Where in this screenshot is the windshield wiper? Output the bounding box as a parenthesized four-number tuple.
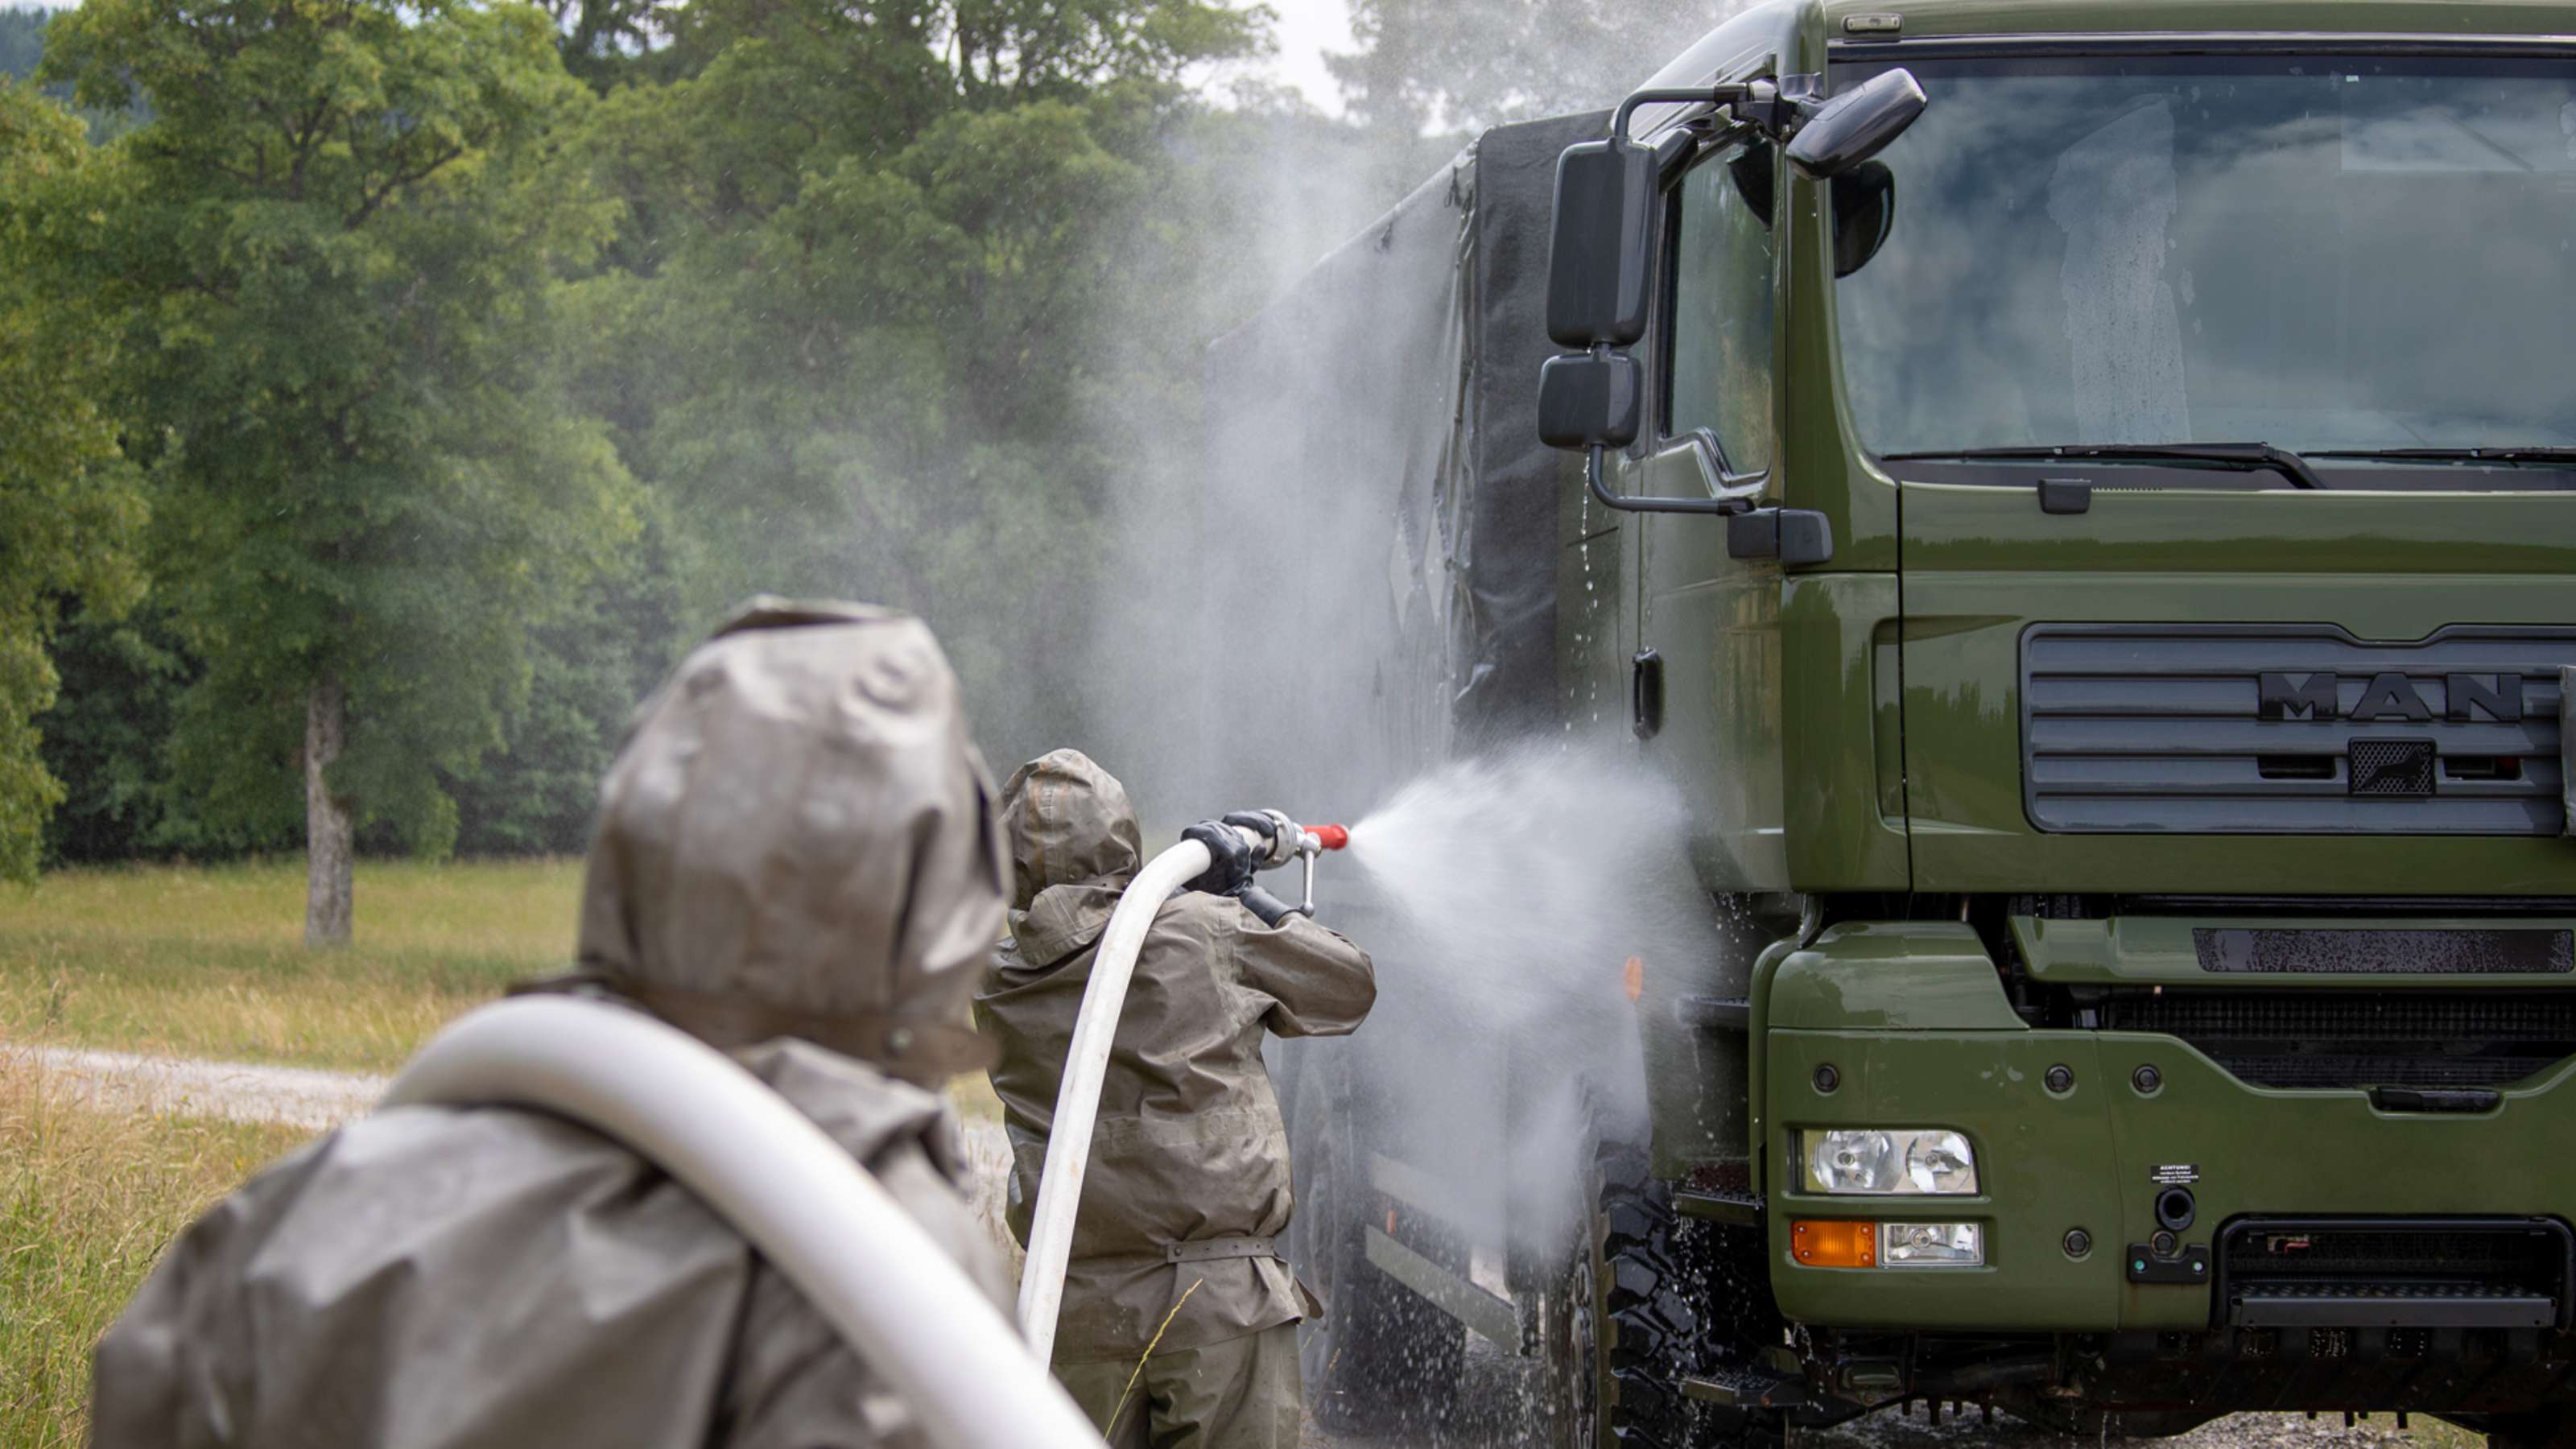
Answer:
(2306, 447, 2576, 468)
(1881, 442, 2326, 489)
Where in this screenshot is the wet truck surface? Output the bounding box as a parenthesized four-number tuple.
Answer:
(1203, 1, 2576, 1443)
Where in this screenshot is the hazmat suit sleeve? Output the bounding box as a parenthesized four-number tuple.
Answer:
(1232, 911, 1375, 1038)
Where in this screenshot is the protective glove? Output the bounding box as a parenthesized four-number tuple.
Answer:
(1239, 884, 1307, 927)
(1220, 809, 1300, 869)
(1180, 819, 1256, 898)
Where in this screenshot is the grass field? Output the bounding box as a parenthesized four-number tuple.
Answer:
(0, 858, 581, 1074)
(0, 858, 1008, 1121)
(0, 857, 1005, 1446)
(0, 1049, 311, 1448)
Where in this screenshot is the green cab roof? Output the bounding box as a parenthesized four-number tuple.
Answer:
(1636, 0, 2570, 122)
(1818, 0, 2574, 42)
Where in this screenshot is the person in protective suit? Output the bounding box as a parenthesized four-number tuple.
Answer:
(976, 749, 1376, 1448)
(90, 600, 1013, 1449)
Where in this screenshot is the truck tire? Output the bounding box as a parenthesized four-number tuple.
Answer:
(1286, 1055, 1465, 1433)
(1596, 1150, 1785, 1449)
(1533, 1162, 1608, 1449)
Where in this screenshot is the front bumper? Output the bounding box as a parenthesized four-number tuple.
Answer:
(1761, 922, 2576, 1333)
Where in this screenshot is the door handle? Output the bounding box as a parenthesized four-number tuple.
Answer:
(1725, 507, 1835, 566)
(1633, 650, 1664, 741)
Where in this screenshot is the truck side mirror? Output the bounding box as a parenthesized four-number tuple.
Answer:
(1832, 161, 1897, 277)
(1544, 137, 1657, 349)
(1538, 353, 1641, 451)
(1786, 68, 1926, 178)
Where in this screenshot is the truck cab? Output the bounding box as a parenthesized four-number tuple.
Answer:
(1211, 0, 2575, 1441)
(1563, 0, 2576, 1440)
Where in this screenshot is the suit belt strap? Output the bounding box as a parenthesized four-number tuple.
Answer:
(1164, 1234, 1280, 1265)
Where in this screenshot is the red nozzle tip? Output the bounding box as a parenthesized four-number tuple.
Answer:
(1311, 824, 1350, 852)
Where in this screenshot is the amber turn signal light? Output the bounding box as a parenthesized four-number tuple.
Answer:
(1791, 1218, 1878, 1268)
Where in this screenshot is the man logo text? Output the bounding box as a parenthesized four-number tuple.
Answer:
(2256, 672, 2524, 724)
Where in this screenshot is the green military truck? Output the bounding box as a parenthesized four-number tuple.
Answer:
(1206, 0, 2576, 1442)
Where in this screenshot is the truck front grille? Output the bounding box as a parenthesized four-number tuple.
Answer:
(2193, 927, 2574, 976)
(2021, 625, 2573, 835)
(2099, 991, 2576, 1090)
(2216, 1218, 2573, 1330)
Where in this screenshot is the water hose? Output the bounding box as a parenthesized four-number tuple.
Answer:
(1016, 815, 1346, 1360)
(385, 995, 1104, 1449)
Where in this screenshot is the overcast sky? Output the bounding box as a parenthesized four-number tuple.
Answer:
(1241, 0, 1356, 114)
(3, 0, 1362, 113)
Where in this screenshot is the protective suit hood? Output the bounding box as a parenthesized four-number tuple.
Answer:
(1001, 750, 1143, 968)
(572, 597, 1006, 1083)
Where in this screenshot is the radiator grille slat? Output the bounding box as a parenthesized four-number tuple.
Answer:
(2101, 990, 2576, 1090)
(2023, 625, 2576, 834)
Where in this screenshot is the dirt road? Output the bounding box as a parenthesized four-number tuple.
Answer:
(12, 1038, 1030, 1262)
(1297, 1333, 2458, 1448)
(1307, 1406, 2442, 1448)
(1301, 1340, 2449, 1447)
(14, 1042, 388, 1129)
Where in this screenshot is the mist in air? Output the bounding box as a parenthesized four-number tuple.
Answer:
(1340, 742, 1720, 1211)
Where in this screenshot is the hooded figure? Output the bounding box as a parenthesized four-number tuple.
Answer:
(976, 749, 1376, 1449)
(92, 600, 1012, 1449)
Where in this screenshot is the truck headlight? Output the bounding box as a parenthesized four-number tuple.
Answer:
(1799, 1129, 1979, 1195)
(1880, 1221, 1984, 1267)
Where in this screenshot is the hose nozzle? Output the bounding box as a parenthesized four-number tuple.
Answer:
(1216, 812, 1350, 917)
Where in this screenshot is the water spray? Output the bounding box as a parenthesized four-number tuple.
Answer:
(1016, 810, 1349, 1361)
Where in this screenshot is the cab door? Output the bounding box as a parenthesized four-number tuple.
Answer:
(1624, 133, 1789, 894)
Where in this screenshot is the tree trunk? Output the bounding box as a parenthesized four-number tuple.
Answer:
(303, 675, 354, 948)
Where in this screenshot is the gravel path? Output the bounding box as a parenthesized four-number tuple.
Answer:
(14, 1042, 389, 1129)
(1308, 1409, 2444, 1448)
(11, 1037, 1031, 1263)
(1298, 1336, 2462, 1447)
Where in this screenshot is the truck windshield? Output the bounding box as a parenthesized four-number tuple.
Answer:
(1831, 53, 2576, 481)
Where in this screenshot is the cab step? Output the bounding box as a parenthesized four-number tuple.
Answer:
(1674, 1186, 1763, 1226)
(1682, 1362, 1803, 1409)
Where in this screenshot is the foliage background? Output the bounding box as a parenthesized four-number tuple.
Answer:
(0, 0, 1728, 888)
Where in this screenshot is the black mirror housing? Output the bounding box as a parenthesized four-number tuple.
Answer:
(1831, 161, 1897, 277)
(1538, 352, 1642, 452)
(1786, 67, 1926, 178)
(1545, 138, 1657, 348)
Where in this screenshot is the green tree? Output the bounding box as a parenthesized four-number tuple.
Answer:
(444, 529, 683, 857)
(40, 0, 634, 942)
(0, 82, 150, 882)
(34, 617, 189, 865)
(0, 11, 48, 81)
(570, 0, 1266, 763)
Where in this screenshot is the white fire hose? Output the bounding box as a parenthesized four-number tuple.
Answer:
(386, 995, 1104, 1449)
(1016, 813, 1345, 1361)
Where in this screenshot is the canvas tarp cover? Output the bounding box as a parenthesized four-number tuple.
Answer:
(1199, 112, 1607, 812)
